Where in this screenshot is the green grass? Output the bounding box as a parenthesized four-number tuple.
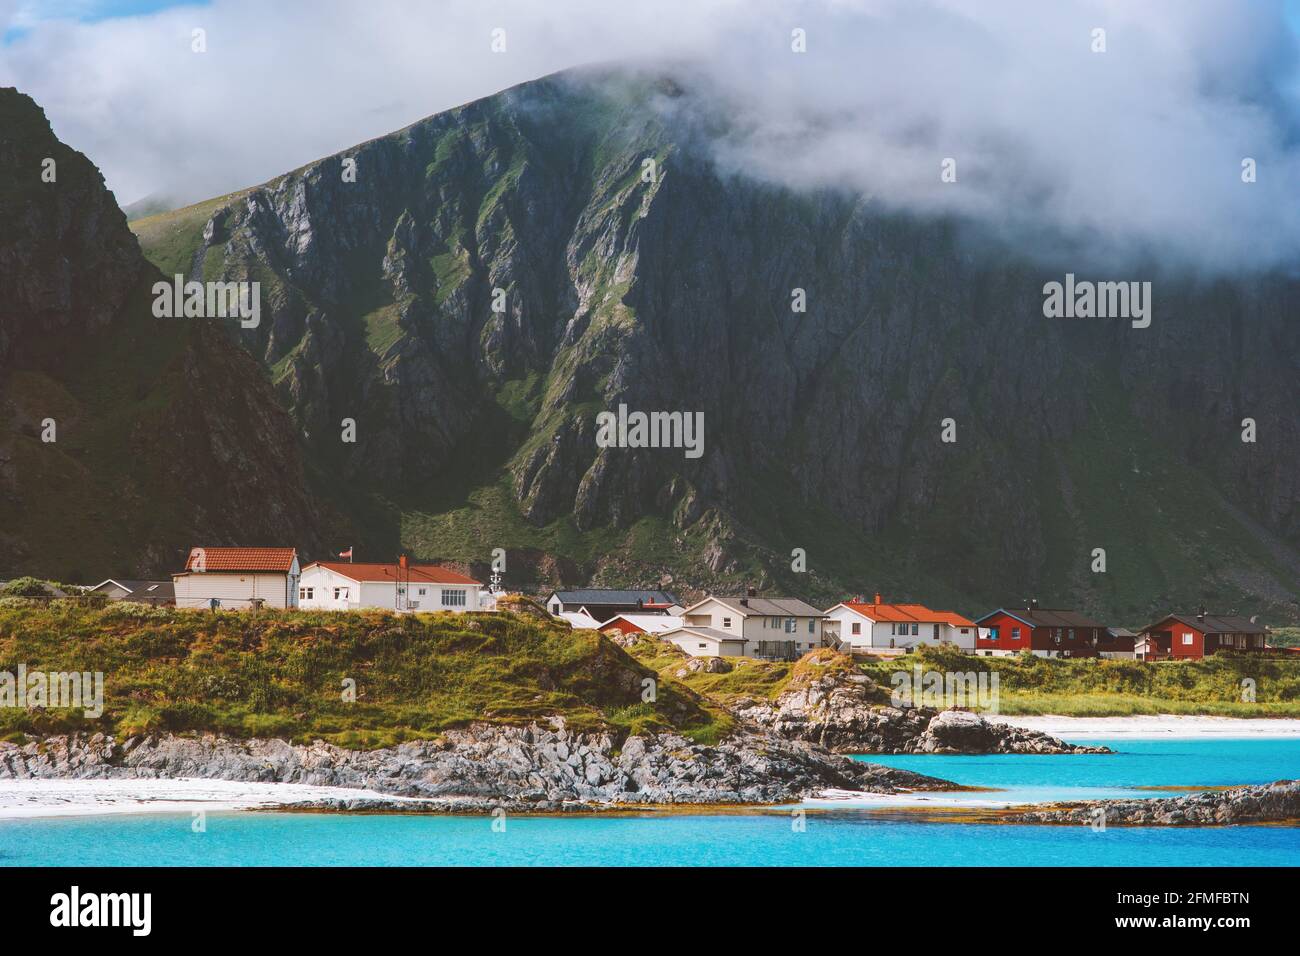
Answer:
(0, 601, 729, 748)
(858, 644, 1300, 715)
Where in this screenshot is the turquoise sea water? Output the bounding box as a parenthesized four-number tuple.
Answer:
(1, 739, 1297, 866)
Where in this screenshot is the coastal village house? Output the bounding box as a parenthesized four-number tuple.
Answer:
(661, 594, 827, 660)
(599, 613, 684, 636)
(298, 559, 483, 612)
(545, 589, 682, 619)
(172, 547, 300, 610)
(974, 604, 1110, 658)
(825, 595, 978, 653)
(85, 579, 175, 606)
(1137, 612, 1269, 661)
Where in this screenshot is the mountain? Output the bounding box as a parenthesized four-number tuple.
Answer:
(0, 88, 327, 580)
(12, 69, 1299, 622)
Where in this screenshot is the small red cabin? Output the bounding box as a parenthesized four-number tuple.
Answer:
(1138, 613, 1269, 660)
(974, 604, 1109, 658)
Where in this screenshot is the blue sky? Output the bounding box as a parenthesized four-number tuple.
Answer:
(3, 0, 207, 42)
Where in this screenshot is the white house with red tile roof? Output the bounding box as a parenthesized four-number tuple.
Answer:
(172, 547, 300, 610)
(298, 559, 483, 612)
(825, 594, 978, 652)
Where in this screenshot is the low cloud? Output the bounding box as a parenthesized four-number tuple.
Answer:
(2, 0, 1297, 273)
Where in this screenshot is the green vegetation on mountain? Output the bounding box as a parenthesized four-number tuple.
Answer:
(5, 70, 1297, 625)
(0, 600, 731, 747)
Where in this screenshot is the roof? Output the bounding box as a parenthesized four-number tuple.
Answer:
(662, 626, 749, 644)
(834, 601, 975, 628)
(1142, 613, 1268, 636)
(305, 561, 480, 586)
(600, 614, 683, 634)
(86, 579, 174, 598)
(182, 547, 297, 573)
(699, 596, 826, 617)
(558, 611, 601, 629)
(548, 588, 681, 607)
(974, 607, 1108, 630)
(1107, 627, 1137, 638)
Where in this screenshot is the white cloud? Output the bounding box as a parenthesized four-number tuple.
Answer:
(1, 0, 1297, 272)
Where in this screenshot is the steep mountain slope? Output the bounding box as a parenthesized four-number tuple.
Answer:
(0, 88, 326, 580)
(131, 68, 1300, 622)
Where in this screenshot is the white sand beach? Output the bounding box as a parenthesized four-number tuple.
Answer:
(0, 778, 423, 820)
(991, 714, 1300, 739)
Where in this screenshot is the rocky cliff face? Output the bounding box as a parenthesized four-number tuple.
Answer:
(130, 68, 1300, 618)
(0, 88, 325, 578)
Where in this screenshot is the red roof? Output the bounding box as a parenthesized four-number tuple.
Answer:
(839, 600, 975, 628)
(305, 561, 480, 586)
(183, 547, 297, 573)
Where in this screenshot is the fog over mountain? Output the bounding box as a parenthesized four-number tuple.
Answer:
(3, 0, 1299, 272)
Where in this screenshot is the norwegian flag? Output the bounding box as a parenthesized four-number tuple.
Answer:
(338, 547, 353, 561)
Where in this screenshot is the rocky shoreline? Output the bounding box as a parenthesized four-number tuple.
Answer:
(0, 721, 957, 813)
(1006, 779, 1300, 826)
(729, 657, 1110, 755)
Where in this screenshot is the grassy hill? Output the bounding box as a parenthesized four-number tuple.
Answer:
(626, 638, 1300, 718)
(0, 600, 730, 747)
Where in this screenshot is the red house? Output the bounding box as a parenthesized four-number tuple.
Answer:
(1138, 613, 1269, 660)
(974, 604, 1109, 658)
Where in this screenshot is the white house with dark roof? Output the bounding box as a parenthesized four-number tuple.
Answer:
(662, 594, 828, 659)
(299, 560, 482, 612)
(545, 589, 682, 618)
(85, 579, 175, 606)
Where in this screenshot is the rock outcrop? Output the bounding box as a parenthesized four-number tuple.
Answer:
(731, 656, 1109, 755)
(1007, 780, 1300, 826)
(0, 721, 956, 812)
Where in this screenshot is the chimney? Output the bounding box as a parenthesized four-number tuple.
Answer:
(746, 586, 757, 598)
(1029, 598, 1039, 611)
(1197, 607, 1206, 623)
(399, 554, 408, 571)
(740, 597, 748, 607)
(874, 592, 882, 604)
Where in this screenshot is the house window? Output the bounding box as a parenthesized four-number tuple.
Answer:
(698, 643, 707, 650)
(851, 622, 861, 636)
(808, 619, 815, 634)
(551, 603, 560, 614)
(785, 618, 796, 633)
(442, 589, 467, 607)
(1181, 632, 1194, 645)
(961, 628, 969, 634)
(1068, 629, 1075, 641)
(1011, 627, 1020, 640)
(722, 617, 732, 628)
(333, 587, 349, 601)
(301, 587, 314, 600)
(910, 623, 919, 635)
(418, 588, 427, 596)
